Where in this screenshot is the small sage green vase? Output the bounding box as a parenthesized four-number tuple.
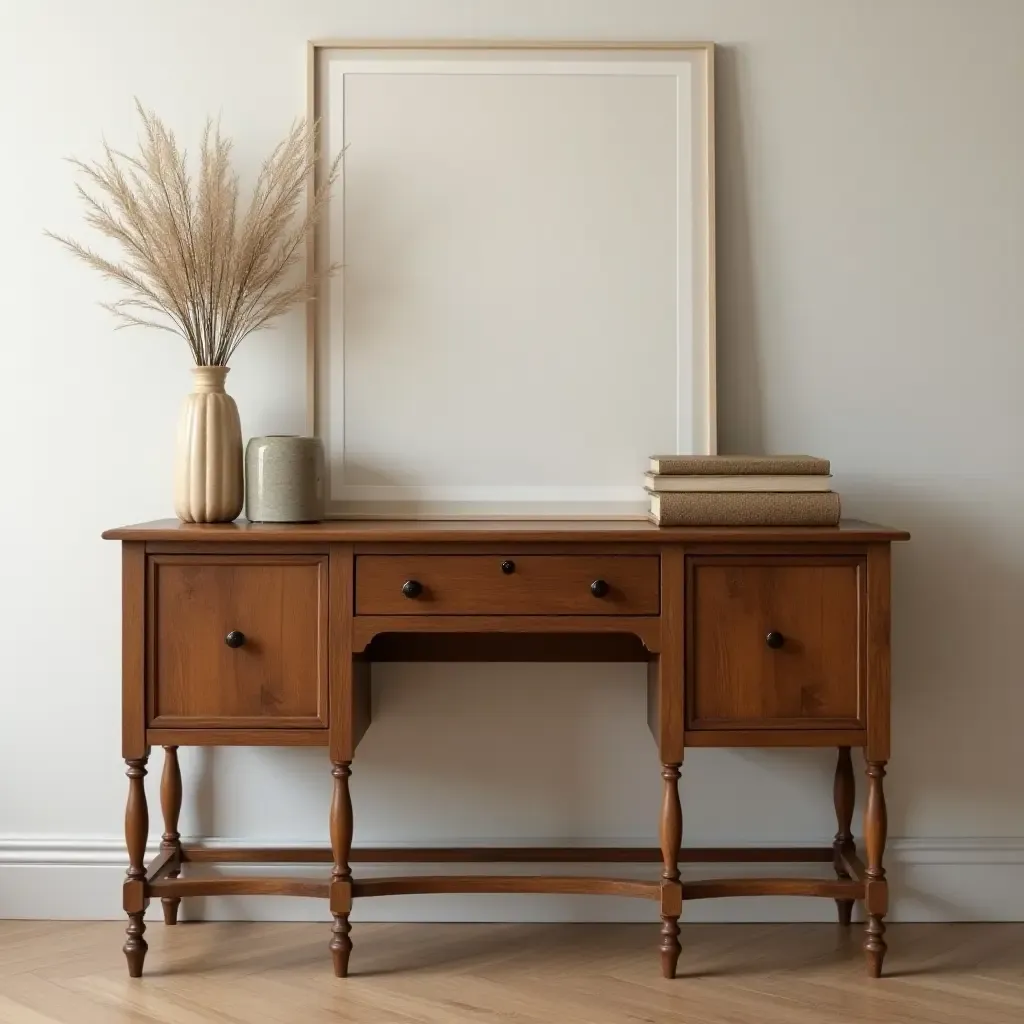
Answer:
(244, 435, 325, 523)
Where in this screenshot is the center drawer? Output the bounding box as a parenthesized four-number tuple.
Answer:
(354, 555, 660, 616)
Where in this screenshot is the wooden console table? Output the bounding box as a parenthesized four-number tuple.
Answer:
(103, 518, 909, 979)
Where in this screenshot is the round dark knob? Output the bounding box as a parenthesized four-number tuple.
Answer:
(766, 631, 785, 650)
(225, 630, 246, 649)
(402, 579, 423, 599)
(590, 579, 610, 598)
(501, 560, 516, 575)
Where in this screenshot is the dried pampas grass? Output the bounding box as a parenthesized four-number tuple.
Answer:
(48, 100, 341, 365)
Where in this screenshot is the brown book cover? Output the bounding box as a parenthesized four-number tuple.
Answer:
(648, 454, 831, 476)
(649, 490, 841, 527)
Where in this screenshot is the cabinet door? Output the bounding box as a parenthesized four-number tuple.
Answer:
(687, 557, 864, 731)
(148, 555, 328, 729)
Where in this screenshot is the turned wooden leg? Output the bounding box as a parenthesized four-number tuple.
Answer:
(864, 760, 888, 977)
(659, 763, 682, 979)
(329, 761, 353, 978)
(124, 912, 147, 977)
(832, 746, 855, 926)
(160, 746, 183, 925)
(123, 756, 149, 977)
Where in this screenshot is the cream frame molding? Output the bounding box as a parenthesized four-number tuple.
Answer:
(306, 40, 717, 519)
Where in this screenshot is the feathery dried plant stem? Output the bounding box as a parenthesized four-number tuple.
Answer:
(48, 100, 341, 365)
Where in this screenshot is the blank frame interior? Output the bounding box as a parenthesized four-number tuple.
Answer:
(310, 43, 716, 518)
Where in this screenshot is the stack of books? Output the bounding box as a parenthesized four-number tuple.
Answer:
(645, 455, 840, 526)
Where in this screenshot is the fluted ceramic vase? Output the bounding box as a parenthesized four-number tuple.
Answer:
(173, 366, 243, 523)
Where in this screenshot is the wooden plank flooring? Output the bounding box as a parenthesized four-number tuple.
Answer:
(0, 922, 1021, 1023)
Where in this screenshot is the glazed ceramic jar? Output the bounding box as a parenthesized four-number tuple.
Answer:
(244, 435, 325, 522)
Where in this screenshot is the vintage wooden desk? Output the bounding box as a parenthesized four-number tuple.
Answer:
(103, 518, 908, 980)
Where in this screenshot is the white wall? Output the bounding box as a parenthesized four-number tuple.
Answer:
(2, 0, 1023, 922)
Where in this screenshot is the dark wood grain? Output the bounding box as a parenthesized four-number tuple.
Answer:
(123, 759, 148, 890)
(148, 878, 329, 898)
(660, 768, 683, 888)
(355, 554, 659, 616)
(123, 913, 146, 979)
(330, 761, 353, 978)
(648, 546, 684, 761)
(103, 518, 911, 543)
(144, 848, 178, 884)
(685, 728, 866, 748)
(682, 543, 871, 557)
(353, 616, 661, 653)
(181, 845, 835, 864)
(366, 632, 649, 662)
(148, 555, 328, 729)
(688, 558, 864, 731)
(121, 543, 147, 760)
(144, 542, 332, 556)
(832, 746, 856, 926)
(182, 846, 332, 863)
(866, 544, 892, 762)
(351, 876, 661, 899)
(683, 878, 864, 900)
(864, 760, 889, 977)
(146, 728, 327, 746)
(329, 544, 358, 762)
(159, 746, 183, 925)
(840, 846, 866, 882)
(659, 762, 683, 979)
(355, 542, 655, 556)
(122, 756, 148, 977)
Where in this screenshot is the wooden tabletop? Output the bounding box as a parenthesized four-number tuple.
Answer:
(103, 519, 910, 543)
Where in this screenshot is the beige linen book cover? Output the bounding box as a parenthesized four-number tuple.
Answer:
(649, 491, 841, 526)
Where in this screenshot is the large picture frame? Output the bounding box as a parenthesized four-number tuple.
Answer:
(307, 41, 716, 519)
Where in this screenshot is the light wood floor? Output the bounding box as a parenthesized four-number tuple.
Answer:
(0, 921, 1021, 1023)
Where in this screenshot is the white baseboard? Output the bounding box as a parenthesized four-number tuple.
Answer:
(2, 837, 1022, 922)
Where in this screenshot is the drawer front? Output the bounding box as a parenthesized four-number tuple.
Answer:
(355, 555, 660, 615)
(148, 556, 328, 728)
(687, 557, 864, 730)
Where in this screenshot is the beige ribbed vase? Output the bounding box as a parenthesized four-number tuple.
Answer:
(173, 366, 243, 523)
